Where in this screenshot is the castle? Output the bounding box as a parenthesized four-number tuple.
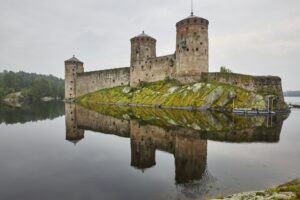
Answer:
(65, 13, 209, 99)
(64, 13, 284, 110)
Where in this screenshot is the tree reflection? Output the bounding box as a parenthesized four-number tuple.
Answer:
(0, 101, 64, 124)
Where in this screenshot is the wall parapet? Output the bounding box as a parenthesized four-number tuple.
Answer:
(200, 72, 284, 105)
(75, 67, 130, 97)
(77, 67, 129, 77)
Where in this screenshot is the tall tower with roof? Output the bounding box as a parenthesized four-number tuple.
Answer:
(64, 55, 84, 100)
(130, 31, 156, 86)
(175, 12, 209, 83)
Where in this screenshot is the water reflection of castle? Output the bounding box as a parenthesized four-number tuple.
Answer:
(65, 104, 285, 184)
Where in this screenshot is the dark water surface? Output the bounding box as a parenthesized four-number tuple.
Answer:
(0, 100, 299, 200)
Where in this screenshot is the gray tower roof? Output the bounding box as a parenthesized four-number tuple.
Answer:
(136, 31, 152, 38)
(176, 14, 209, 27)
(65, 55, 83, 63)
(131, 31, 156, 41)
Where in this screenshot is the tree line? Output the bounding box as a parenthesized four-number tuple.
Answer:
(0, 70, 64, 101)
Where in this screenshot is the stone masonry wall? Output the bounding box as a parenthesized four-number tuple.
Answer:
(65, 61, 84, 99)
(76, 67, 130, 97)
(175, 17, 209, 82)
(200, 72, 285, 109)
(130, 54, 175, 86)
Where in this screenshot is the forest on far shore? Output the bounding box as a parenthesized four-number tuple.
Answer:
(0, 70, 64, 102)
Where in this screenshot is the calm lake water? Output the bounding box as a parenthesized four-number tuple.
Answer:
(0, 99, 299, 200)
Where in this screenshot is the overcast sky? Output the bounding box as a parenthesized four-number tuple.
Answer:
(0, 0, 299, 90)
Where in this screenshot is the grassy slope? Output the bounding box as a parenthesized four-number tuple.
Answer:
(79, 79, 269, 110)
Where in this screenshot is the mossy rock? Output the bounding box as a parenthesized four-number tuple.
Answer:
(78, 79, 283, 111)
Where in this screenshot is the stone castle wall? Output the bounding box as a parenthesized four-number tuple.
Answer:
(200, 72, 284, 103)
(130, 54, 175, 86)
(75, 67, 130, 97)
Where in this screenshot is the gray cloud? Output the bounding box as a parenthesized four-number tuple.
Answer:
(0, 0, 299, 90)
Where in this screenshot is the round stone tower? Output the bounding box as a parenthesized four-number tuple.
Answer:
(130, 31, 156, 65)
(64, 55, 84, 100)
(130, 31, 156, 86)
(175, 14, 209, 83)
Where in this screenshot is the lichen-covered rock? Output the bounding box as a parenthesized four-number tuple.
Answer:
(122, 87, 131, 94)
(205, 86, 224, 105)
(211, 178, 300, 200)
(211, 191, 296, 200)
(78, 79, 287, 111)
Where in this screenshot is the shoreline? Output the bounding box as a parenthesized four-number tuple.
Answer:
(210, 178, 300, 200)
(77, 100, 291, 115)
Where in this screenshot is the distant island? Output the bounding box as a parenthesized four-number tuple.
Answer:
(0, 70, 64, 105)
(284, 91, 300, 97)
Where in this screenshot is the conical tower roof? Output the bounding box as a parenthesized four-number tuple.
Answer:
(176, 13, 209, 27)
(65, 55, 83, 64)
(131, 31, 156, 42)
